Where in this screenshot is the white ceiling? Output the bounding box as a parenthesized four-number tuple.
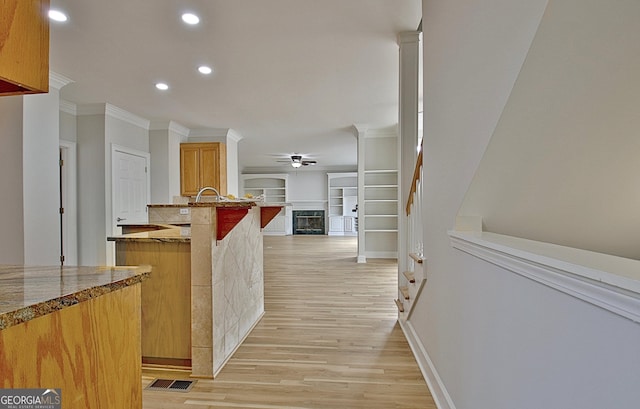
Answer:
(49, 0, 422, 173)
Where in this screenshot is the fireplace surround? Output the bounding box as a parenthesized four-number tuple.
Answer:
(292, 210, 325, 235)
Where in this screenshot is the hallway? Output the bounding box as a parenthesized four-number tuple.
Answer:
(143, 235, 435, 408)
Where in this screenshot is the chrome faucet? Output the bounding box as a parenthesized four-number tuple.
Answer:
(195, 186, 220, 202)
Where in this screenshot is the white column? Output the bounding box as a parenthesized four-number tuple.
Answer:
(354, 124, 367, 263)
(397, 31, 421, 275)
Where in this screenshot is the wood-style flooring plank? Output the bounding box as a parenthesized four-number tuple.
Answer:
(143, 235, 435, 409)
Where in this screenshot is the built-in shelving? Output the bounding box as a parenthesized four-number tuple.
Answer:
(357, 129, 399, 261)
(242, 174, 291, 235)
(327, 173, 358, 236)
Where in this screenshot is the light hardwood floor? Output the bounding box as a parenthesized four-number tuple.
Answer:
(142, 235, 436, 409)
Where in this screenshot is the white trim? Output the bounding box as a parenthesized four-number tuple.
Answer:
(76, 103, 105, 116)
(49, 71, 74, 90)
(105, 103, 150, 129)
(76, 104, 150, 129)
(149, 120, 191, 137)
(365, 251, 397, 259)
(59, 99, 77, 115)
(227, 128, 244, 143)
(448, 231, 640, 323)
(59, 141, 78, 265)
(189, 127, 229, 139)
(399, 320, 456, 409)
(397, 31, 421, 45)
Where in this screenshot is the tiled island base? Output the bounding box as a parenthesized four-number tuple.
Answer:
(190, 204, 264, 377)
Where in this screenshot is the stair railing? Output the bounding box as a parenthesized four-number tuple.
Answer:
(397, 141, 425, 318)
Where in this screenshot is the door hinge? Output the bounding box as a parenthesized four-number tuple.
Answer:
(59, 159, 64, 167)
(60, 255, 65, 263)
(59, 207, 64, 214)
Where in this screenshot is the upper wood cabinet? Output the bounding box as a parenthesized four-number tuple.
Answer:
(0, 0, 50, 96)
(180, 143, 227, 197)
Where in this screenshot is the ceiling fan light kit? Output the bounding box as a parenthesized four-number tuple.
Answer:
(277, 154, 317, 168)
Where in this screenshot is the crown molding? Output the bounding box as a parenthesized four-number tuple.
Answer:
(76, 103, 106, 116)
(397, 31, 420, 45)
(227, 128, 244, 143)
(353, 124, 398, 138)
(188, 127, 245, 143)
(59, 99, 77, 115)
(189, 128, 228, 138)
(150, 120, 191, 137)
(49, 71, 74, 90)
(105, 103, 150, 129)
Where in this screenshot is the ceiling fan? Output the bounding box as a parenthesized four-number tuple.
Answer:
(277, 154, 317, 168)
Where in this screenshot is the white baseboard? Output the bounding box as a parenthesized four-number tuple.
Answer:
(365, 251, 398, 259)
(399, 319, 456, 409)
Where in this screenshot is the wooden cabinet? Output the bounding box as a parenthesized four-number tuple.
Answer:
(0, 0, 50, 95)
(180, 142, 227, 196)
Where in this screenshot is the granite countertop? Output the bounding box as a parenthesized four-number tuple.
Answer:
(148, 200, 257, 209)
(108, 224, 191, 243)
(0, 265, 151, 330)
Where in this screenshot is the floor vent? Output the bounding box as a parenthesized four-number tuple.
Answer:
(146, 378, 197, 393)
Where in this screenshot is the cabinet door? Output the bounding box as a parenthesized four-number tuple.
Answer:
(0, 0, 49, 95)
(329, 216, 344, 232)
(344, 216, 354, 232)
(180, 145, 201, 196)
(200, 143, 227, 196)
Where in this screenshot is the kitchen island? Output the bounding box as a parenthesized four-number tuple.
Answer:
(110, 200, 275, 378)
(0, 264, 150, 408)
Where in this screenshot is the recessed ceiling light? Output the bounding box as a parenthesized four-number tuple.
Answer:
(155, 83, 169, 91)
(181, 13, 200, 25)
(48, 9, 68, 22)
(198, 66, 212, 75)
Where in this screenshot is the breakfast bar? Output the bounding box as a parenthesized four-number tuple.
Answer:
(109, 200, 277, 378)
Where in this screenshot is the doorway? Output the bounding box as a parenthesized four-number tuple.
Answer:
(59, 141, 77, 265)
(111, 145, 150, 232)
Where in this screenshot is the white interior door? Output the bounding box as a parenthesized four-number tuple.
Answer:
(112, 147, 149, 229)
(60, 141, 77, 265)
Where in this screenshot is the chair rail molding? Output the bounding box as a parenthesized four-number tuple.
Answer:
(448, 231, 640, 323)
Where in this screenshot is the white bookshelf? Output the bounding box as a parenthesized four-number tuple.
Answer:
(241, 174, 291, 235)
(357, 131, 399, 261)
(327, 172, 357, 236)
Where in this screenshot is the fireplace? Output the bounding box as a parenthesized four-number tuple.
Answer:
(292, 210, 325, 235)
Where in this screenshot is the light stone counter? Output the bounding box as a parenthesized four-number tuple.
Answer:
(0, 265, 150, 330)
(0, 264, 149, 407)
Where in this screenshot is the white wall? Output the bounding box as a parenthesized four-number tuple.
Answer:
(458, 0, 640, 260)
(287, 171, 327, 210)
(59, 110, 77, 143)
(150, 129, 179, 203)
(77, 114, 106, 265)
(0, 96, 25, 264)
(22, 89, 62, 265)
(411, 0, 640, 408)
(226, 134, 240, 197)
